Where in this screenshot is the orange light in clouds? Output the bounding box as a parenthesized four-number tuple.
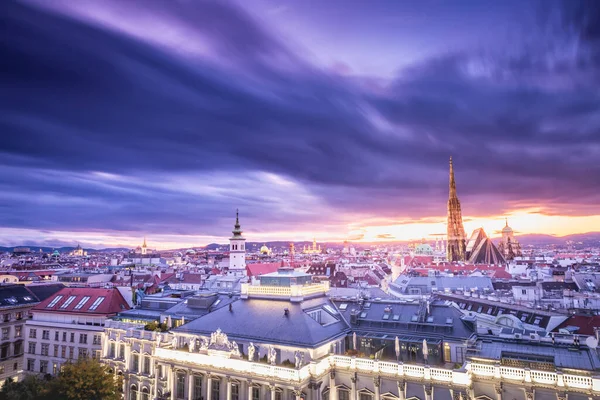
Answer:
(358, 208, 600, 242)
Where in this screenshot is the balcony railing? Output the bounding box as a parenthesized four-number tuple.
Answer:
(153, 349, 600, 393)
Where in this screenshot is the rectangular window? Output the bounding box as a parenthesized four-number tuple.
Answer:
(79, 334, 87, 344)
(62, 332, 67, 342)
(252, 387, 260, 400)
(53, 363, 58, 375)
(27, 359, 35, 372)
(88, 297, 105, 311)
(132, 354, 139, 373)
(47, 295, 63, 308)
(359, 394, 372, 400)
(194, 376, 203, 400)
(275, 391, 282, 400)
(1, 344, 9, 359)
(15, 312, 22, 320)
(14, 342, 22, 355)
(119, 344, 125, 359)
(42, 330, 50, 340)
(176, 373, 185, 399)
(28, 342, 36, 354)
(143, 356, 150, 374)
(15, 326, 21, 338)
(109, 343, 115, 358)
(1, 327, 9, 340)
(339, 390, 350, 400)
(211, 379, 220, 400)
(60, 296, 77, 309)
(93, 334, 101, 345)
(54, 345, 59, 357)
(40, 360, 48, 374)
(93, 350, 101, 359)
(78, 348, 87, 359)
(231, 383, 239, 400)
(68, 346, 74, 359)
(74, 296, 91, 310)
(61, 346, 66, 358)
(2, 314, 9, 323)
(70, 333, 75, 343)
(29, 329, 37, 339)
(41, 344, 49, 356)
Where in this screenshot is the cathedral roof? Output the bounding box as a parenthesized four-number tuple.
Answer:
(465, 228, 506, 265)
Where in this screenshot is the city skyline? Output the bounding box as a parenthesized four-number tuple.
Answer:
(2, 0, 600, 249)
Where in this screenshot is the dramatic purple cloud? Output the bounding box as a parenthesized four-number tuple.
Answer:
(0, 0, 599, 246)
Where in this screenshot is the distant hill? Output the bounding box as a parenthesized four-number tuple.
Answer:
(3, 231, 600, 254)
(0, 246, 131, 253)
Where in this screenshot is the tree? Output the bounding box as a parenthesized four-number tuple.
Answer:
(55, 358, 122, 400)
(0, 375, 53, 400)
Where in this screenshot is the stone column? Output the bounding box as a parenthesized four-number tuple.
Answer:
(423, 384, 432, 400)
(329, 371, 337, 400)
(170, 368, 176, 400)
(247, 380, 253, 400)
(373, 376, 380, 400)
(397, 380, 406, 400)
(270, 385, 276, 400)
(206, 375, 213, 400)
(153, 363, 159, 400)
(226, 377, 232, 400)
(494, 384, 502, 400)
(292, 388, 302, 400)
(350, 373, 357, 400)
(188, 370, 194, 400)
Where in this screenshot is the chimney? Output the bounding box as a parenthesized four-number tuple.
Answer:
(284, 308, 289, 317)
(229, 303, 233, 312)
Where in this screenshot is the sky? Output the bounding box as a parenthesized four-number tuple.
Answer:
(1, 0, 599, 249)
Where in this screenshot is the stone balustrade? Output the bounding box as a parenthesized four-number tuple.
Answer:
(152, 349, 600, 394)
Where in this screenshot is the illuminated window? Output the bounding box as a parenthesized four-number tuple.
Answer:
(60, 296, 77, 309)
(74, 296, 91, 310)
(89, 297, 105, 311)
(47, 295, 63, 308)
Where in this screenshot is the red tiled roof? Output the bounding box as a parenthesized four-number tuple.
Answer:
(34, 287, 130, 315)
(246, 262, 281, 277)
(555, 315, 600, 335)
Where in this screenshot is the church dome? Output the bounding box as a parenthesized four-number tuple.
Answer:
(260, 244, 270, 254)
(502, 219, 513, 233)
(185, 249, 196, 255)
(415, 243, 433, 255)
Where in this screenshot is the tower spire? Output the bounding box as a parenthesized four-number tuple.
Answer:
(449, 156, 457, 198)
(505, 218, 508, 227)
(446, 156, 466, 262)
(232, 209, 243, 237)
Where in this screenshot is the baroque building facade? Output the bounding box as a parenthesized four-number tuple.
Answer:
(102, 268, 600, 400)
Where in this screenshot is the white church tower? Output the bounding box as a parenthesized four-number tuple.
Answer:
(229, 209, 246, 276)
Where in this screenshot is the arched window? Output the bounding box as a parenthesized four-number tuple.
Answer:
(130, 384, 138, 400)
(141, 387, 150, 400)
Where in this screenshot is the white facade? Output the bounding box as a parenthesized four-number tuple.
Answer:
(24, 311, 107, 375)
(229, 211, 246, 276)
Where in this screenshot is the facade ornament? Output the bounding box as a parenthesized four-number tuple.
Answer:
(351, 372, 358, 384)
(248, 343, 256, 362)
(268, 346, 277, 365)
(171, 336, 178, 349)
(373, 375, 380, 388)
(204, 328, 240, 356)
(200, 338, 209, 350)
(294, 351, 304, 369)
(155, 334, 161, 346)
(189, 338, 195, 353)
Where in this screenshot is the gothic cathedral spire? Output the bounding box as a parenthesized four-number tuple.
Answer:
(447, 157, 466, 262)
